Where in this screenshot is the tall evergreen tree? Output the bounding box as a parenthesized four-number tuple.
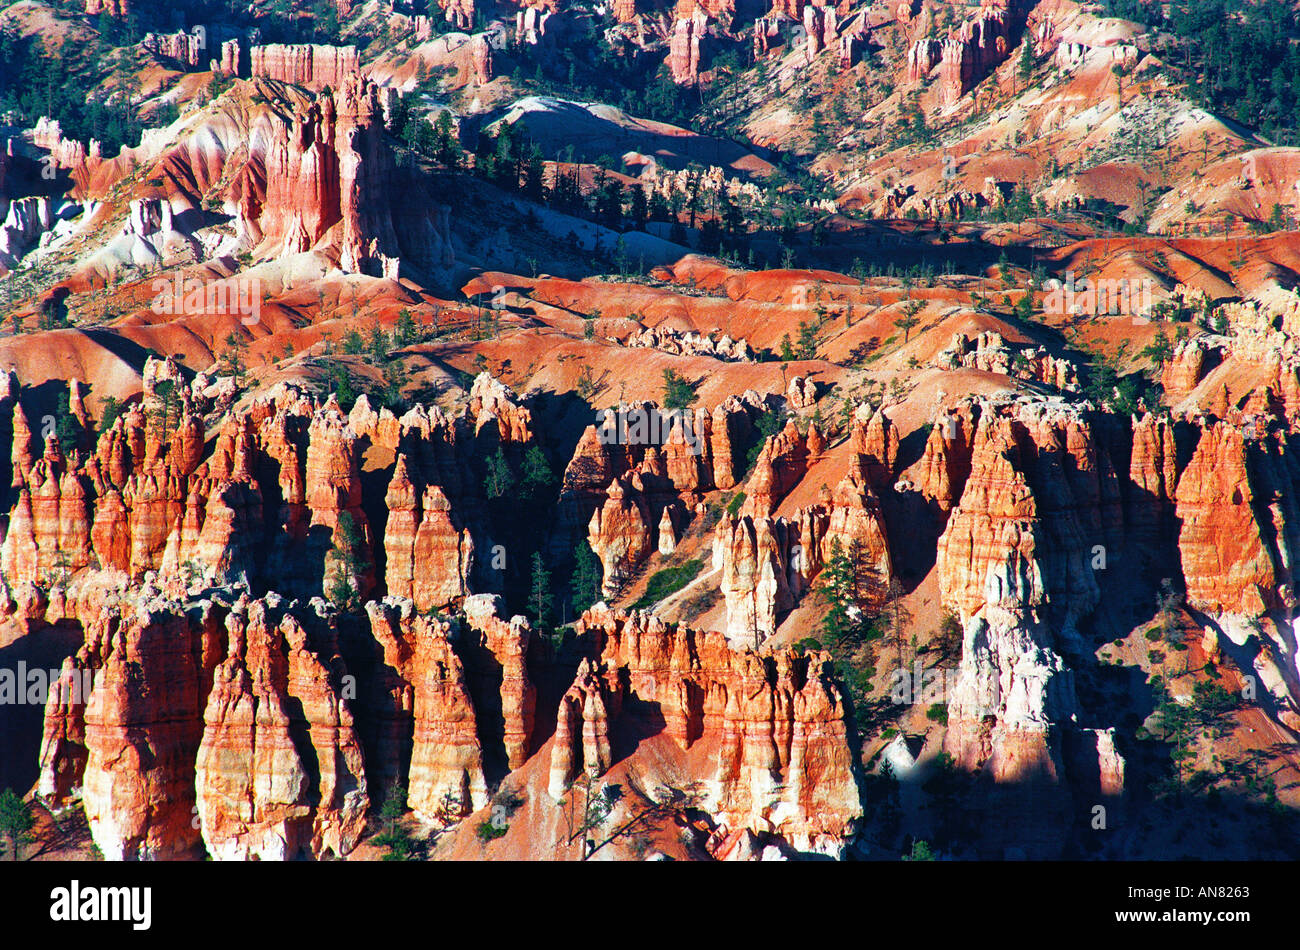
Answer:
(571, 540, 601, 615)
(529, 551, 554, 631)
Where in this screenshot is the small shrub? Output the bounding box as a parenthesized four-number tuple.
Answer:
(632, 559, 704, 610)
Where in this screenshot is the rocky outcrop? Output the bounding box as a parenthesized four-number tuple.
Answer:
(462, 594, 537, 774)
(238, 76, 401, 276)
(931, 330, 1079, 391)
(1126, 412, 1180, 553)
(561, 606, 863, 856)
(931, 397, 1133, 855)
(906, 33, 942, 80)
(468, 372, 533, 443)
(78, 594, 223, 860)
(839, 30, 866, 68)
(440, 0, 474, 30)
(906, 1, 1020, 106)
(471, 35, 493, 84)
(248, 44, 361, 90)
(852, 406, 899, 494)
(548, 657, 612, 797)
(786, 375, 817, 409)
(909, 402, 978, 515)
(405, 613, 487, 822)
(588, 475, 654, 599)
(29, 116, 105, 195)
(936, 5, 1015, 106)
(0, 196, 60, 272)
(716, 513, 793, 647)
(357, 595, 537, 824)
(628, 325, 753, 362)
(0, 364, 382, 611)
(1174, 422, 1281, 615)
(515, 8, 556, 45)
(142, 30, 208, 69)
(741, 419, 817, 518)
(195, 596, 368, 860)
(802, 4, 837, 60)
(304, 405, 375, 601)
(384, 455, 474, 610)
(213, 38, 246, 76)
(668, 17, 705, 86)
(715, 462, 892, 645)
(559, 393, 763, 568)
(1160, 337, 1222, 403)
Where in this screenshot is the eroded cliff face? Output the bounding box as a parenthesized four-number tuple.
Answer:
(577, 393, 767, 592)
(248, 44, 361, 90)
(15, 353, 1300, 861)
(31, 580, 858, 858)
(560, 605, 863, 857)
(35, 587, 366, 860)
(195, 595, 368, 861)
(713, 412, 894, 647)
(240, 75, 401, 276)
(1175, 422, 1285, 616)
(906, 0, 1026, 106)
(929, 400, 1112, 856)
(0, 361, 532, 621)
(42, 591, 224, 860)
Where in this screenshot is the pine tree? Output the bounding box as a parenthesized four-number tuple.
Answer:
(796, 320, 819, 360)
(817, 538, 859, 645)
(368, 323, 387, 361)
(529, 551, 554, 631)
(520, 445, 555, 501)
(326, 512, 370, 611)
(0, 788, 34, 861)
(374, 783, 416, 860)
(484, 448, 515, 499)
(434, 109, 461, 168)
(662, 369, 696, 410)
(1018, 40, 1034, 82)
(571, 540, 601, 615)
(394, 309, 418, 346)
(54, 390, 81, 453)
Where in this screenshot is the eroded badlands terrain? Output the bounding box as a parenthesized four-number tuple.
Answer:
(2, 0, 1300, 860)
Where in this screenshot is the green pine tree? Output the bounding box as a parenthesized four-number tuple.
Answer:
(0, 788, 35, 861)
(325, 512, 370, 611)
(662, 369, 696, 410)
(520, 445, 556, 501)
(484, 448, 515, 499)
(817, 538, 860, 646)
(529, 552, 554, 632)
(571, 540, 602, 615)
(1018, 40, 1034, 82)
